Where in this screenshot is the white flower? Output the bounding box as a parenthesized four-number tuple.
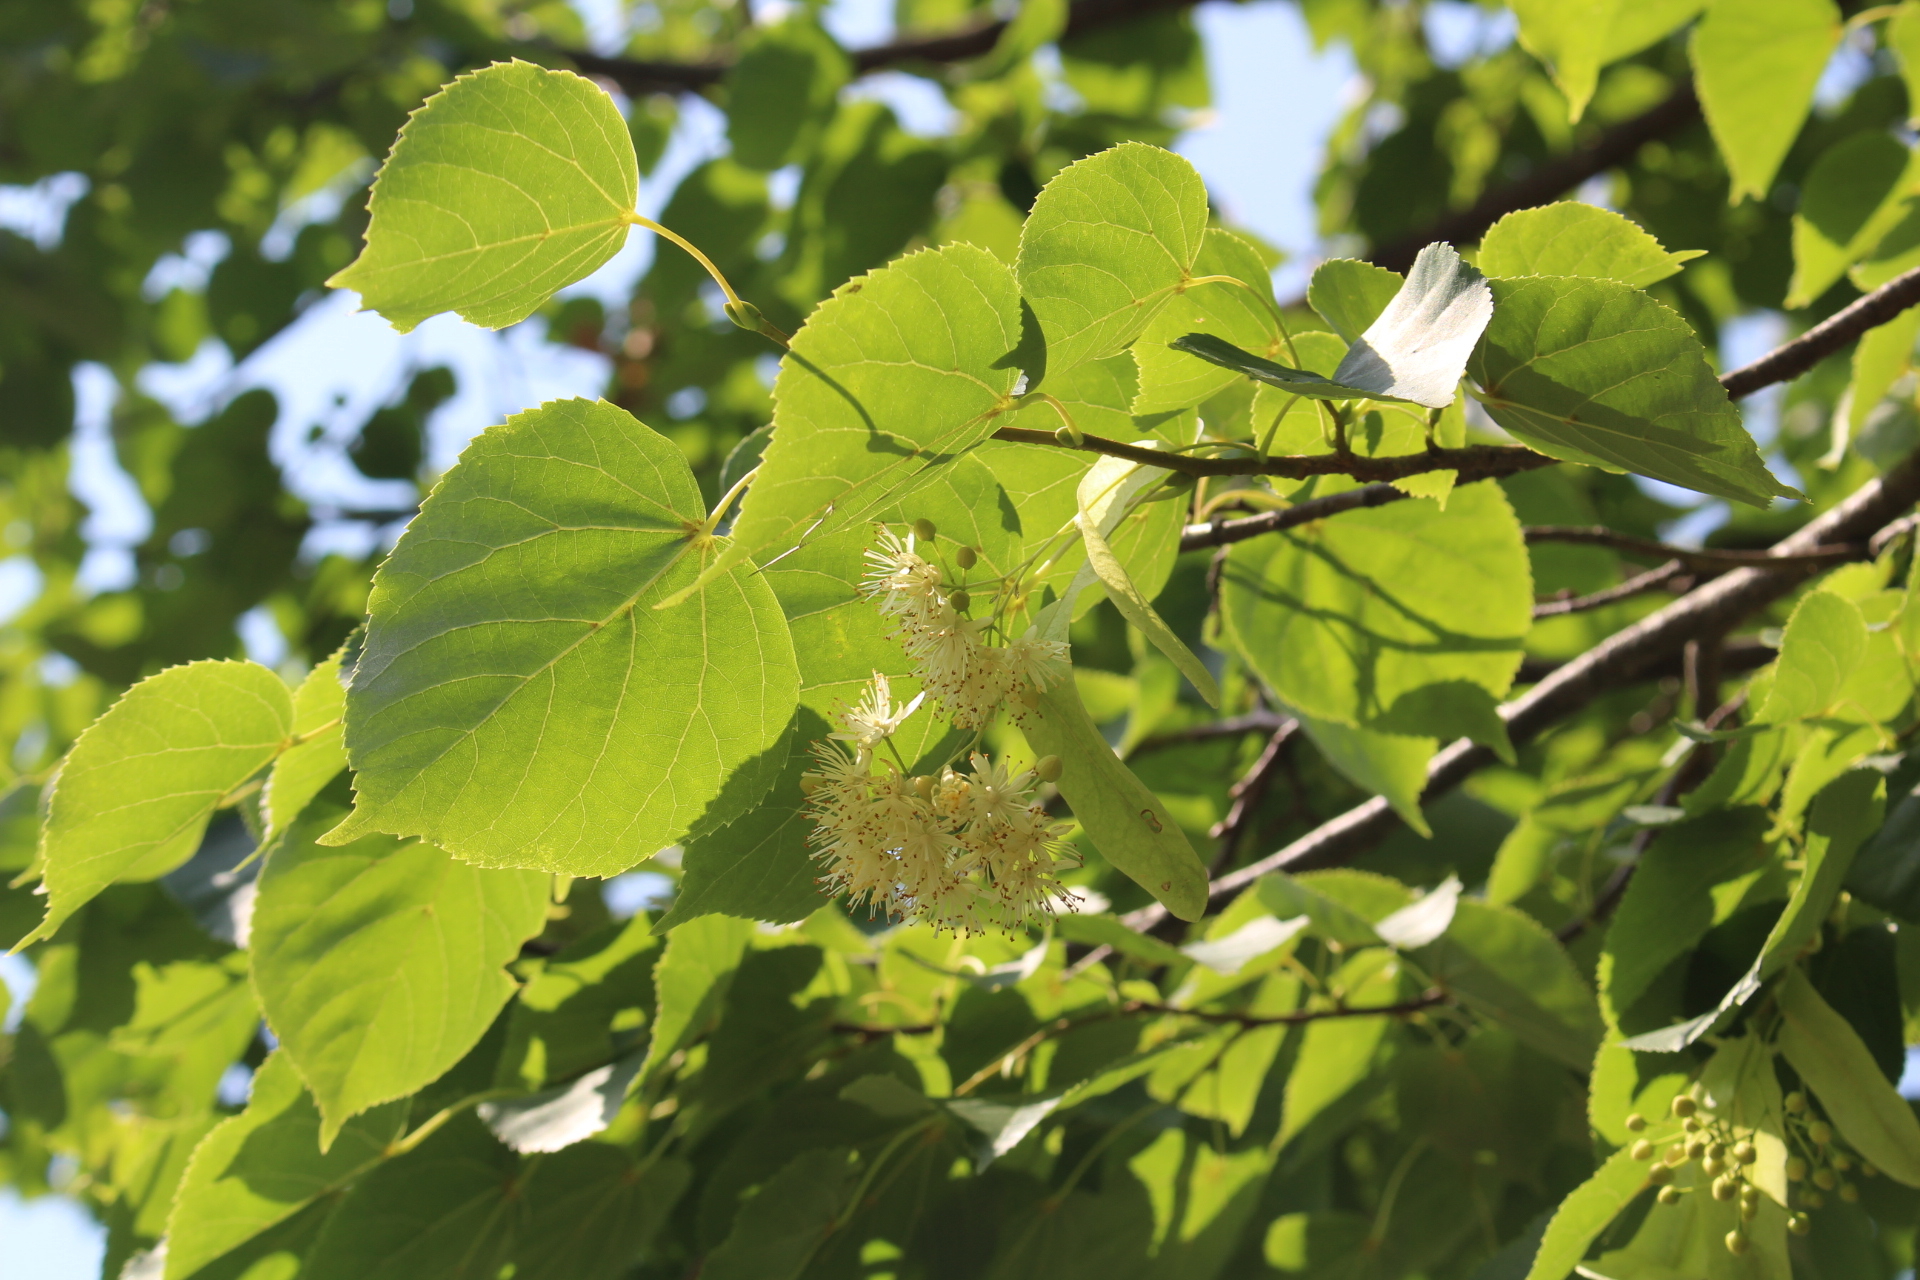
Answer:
(830, 673, 922, 755)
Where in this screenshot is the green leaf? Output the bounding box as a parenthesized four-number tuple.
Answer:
(1306, 259, 1402, 345)
(1257, 871, 1399, 948)
(725, 16, 849, 171)
(1017, 142, 1210, 378)
(1277, 949, 1400, 1147)
(328, 61, 640, 333)
(1521, 1144, 1657, 1280)
(164, 1051, 408, 1280)
(302, 1114, 687, 1280)
(1478, 203, 1704, 287)
(250, 804, 549, 1147)
(679, 244, 1023, 602)
(700, 1147, 856, 1280)
(495, 912, 660, 1091)
(1831, 302, 1920, 464)
(26, 659, 292, 946)
(1848, 777, 1920, 921)
(1774, 966, 1920, 1186)
(1469, 275, 1799, 506)
(1054, 912, 1189, 966)
(641, 913, 752, 1082)
(1691, 0, 1843, 203)
(1132, 229, 1282, 415)
(1598, 809, 1770, 1029)
(1170, 333, 1379, 402)
(263, 649, 347, 838)
(1757, 590, 1868, 723)
(326, 397, 799, 877)
(1292, 714, 1436, 836)
(980, 0, 1068, 75)
(1022, 682, 1208, 921)
(1220, 478, 1532, 730)
(1623, 771, 1882, 1052)
(1511, 0, 1705, 121)
(1787, 132, 1920, 308)
(1415, 899, 1603, 1069)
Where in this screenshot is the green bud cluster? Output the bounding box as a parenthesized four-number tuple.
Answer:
(1640, 1086, 1772, 1253)
(1779, 1092, 1872, 1220)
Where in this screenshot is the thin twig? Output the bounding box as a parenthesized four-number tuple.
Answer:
(1532, 560, 1689, 618)
(1208, 719, 1300, 873)
(990, 426, 1551, 483)
(1130, 710, 1291, 756)
(1523, 526, 1865, 570)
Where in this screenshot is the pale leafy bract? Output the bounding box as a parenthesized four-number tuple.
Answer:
(1016, 142, 1210, 378)
(674, 243, 1023, 603)
(251, 805, 549, 1148)
(1331, 243, 1492, 409)
(1691, 0, 1843, 203)
(326, 397, 800, 877)
(1478, 203, 1704, 288)
(1022, 683, 1208, 921)
(163, 1051, 408, 1280)
(1775, 966, 1920, 1186)
(1469, 275, 1799, 507)
(263, 649, 347, 838)
(328, 60, 639, 332)
(26, 659, 292, 946)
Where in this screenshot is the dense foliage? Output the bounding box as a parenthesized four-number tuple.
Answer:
(4, 2, 1920, 1279)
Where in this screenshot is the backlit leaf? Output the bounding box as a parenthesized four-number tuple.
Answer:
(1132, 228, 1283, 415)
(1478, 203, 1703, 288)
(1774, 966, 1920, 1186)
(1521, 1144, 1657, 1280)
(27, 659, 291, 946)
(1469, 275, 1798, 506)
(1691, 0, 1842, 203)
(327, 397, 799, 877)
(1787, 132, 1920, 308)
(1307, 258, 1402, 345)
(1017, 142, 1209, 377)
(329, 61, 639, 332)
(725, 16, 849, 171)
(251, 804, 548, 1147)
(1757, 590, 1868, 723)
(1414, 899, 1603, 1069)
(263, 650, 347, 838)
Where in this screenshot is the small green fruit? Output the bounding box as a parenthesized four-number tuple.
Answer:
(913, 517, 938, 543)
(1657, 1186, 1683, 1206)
(1033, 754, 1063, 783)
(1808, 1121, 1833, 1145)
(1672, 1097, 1698, 1119)
(1733, 1141, 1755, 1165)
(1786, 1157, 1807, 1182)
(1725, 1229, 1749, 1256)
(1631, 1140, 1656, 1161)
(954, 546, 978, 570)
(1625, 1114, 1648, 1133)
(949, 589, 971, 612)
(1788, 1214, 1812, 1237)
(1712, 1177, 1737, 1202)
(1785, 1091, 1807, 1115)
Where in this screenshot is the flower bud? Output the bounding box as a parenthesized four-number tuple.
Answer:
(913, 518, 938, 543)
(954, 545, 978, 570)
(1657, 1186, 1683, 1206)
(1725, 1229, 1749, 1256)
(1683, 1116, 1703, 1133)
(1733, 1142, 1756, 1165)
(1788, 1213, 1811, 1237)
(1862, 1163, 1879, 1179)
(1672, 1097, 1698, 1119)
(1625, 1114, 1648, 1133)
(1838, 1182, 1858, 1203)
(1830, 1153, 1850, 1172)
(1813, 1168, 1836, 1191)
(1687, 1139, 1709, 1162)
(1664, 1146, 1689, 1167)
(1802, 1191, 1825, 1209)
(1649, 1164, 1675, 1186)
(1707, 1141, 1727, 1162)
(1785, 1091, 1807, 1114)
(913, 775, 935, 800)
(1740, 1198, 1757, 1221)
(949, 589, 972, 613)
(1702, 1156, 1725, 1177)
(800, 776, 823, 794)
(1713, 1176, 1737, 1202)
(1786, 1157, 1807, 1182)
(1808, 1121, 1832, 1145)
(1034, 754, 1063, 783)
(1632, 1140, 1656, 1161)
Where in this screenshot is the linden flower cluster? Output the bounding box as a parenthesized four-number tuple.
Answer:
(801, 674, 1078, 934)
(860, 521, 1068, 729)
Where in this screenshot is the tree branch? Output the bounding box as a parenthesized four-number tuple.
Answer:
(562, 0, 1195, 95)
(1121, 444, 1920, 933)
(1366, 84, 1702, 273)
(1721, 263, 1920, 398)
(1531, 561, 1689, 619)
(1130, 709, 1291, 756)
(1522, 526, 1866, 570)
(1208, 718, 1300, 871)
(989, 426, 1551, 483)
